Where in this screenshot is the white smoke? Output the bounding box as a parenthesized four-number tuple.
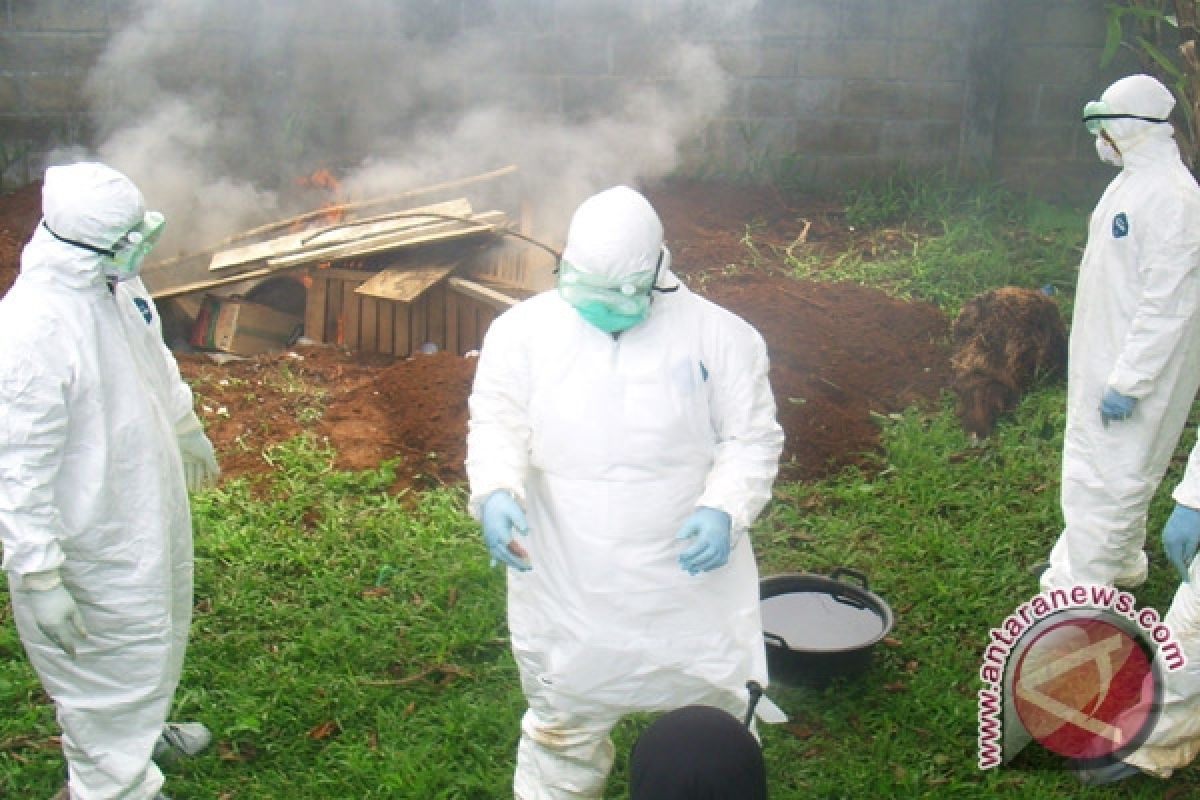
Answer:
(62, 0, 759, 260)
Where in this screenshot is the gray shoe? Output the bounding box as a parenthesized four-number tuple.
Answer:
(153, 721, 212, 762)
(1074, 760, 1141, 786)
(53, 786, 170, 799)
(53, 781, 174, 798)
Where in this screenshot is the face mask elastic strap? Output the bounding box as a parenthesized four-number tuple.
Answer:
(41, 220, 116, 257)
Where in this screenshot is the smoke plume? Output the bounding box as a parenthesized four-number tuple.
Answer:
(64, 0, 759, 261)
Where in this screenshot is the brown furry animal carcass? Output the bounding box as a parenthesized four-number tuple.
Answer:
(951, 287, 1068, 438)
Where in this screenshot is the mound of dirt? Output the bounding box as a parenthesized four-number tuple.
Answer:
(705, 274, 951, 480)
(0, 178, 954, 490)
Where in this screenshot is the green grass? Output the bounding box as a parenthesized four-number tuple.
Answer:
(755, 389, 1199, 798)
(791, 171, 1086, 314)
(4, 173, 1200, 797)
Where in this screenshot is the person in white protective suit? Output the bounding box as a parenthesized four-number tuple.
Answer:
(465, 186, 784, 799)
(0, 162, 219, 800)
(1078, 441, 1200, 784)
(1038, 74, 1200, 594)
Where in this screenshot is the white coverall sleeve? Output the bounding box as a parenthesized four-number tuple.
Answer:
(464, 312, 532, 520)
(126, 279, 197, 432)
(695, 325, 784, 534)
(1107, 198, 1200, 397)
(0, 348, 70, 578)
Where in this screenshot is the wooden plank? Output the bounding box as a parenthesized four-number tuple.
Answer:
(376, 302, 391, 355)
(361, 295, 378, 353)
(210, 164, 517, 248)
(170, 293, 205, 321)
(463, 197, 553, 292)
(446, 276, 520, 311)
(209, 230, 311, 271)
(462, 304, 475, 353)
(343, 278, 362, 350)
(149, 215, 500, 300)
(209, 199, 473, 272)
(455, 298, 470, 355)
(476, 306, 497, 352)
(411, 294, 429, 351)
(473, 306, 488, 350)
(461, 300, 479, 354)
(265, 210, 508, 270)
(427, 282, 447, 351)
(150, 262, 286, 300)
(472, 273, 535, 294)
(295, 198, 474, 253)
(393, 304, 412, 357)
(329, 278, 345, 344)
(354, 264, 454, 303)
(304, 271, 328, 342)
(144, 159, 520, 300)
(445, 290, 460, 355)
(313, 266, 375, 282)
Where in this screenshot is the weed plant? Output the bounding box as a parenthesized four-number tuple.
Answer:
(793, 171, 1086, 314)
(3, 175, 1198, 797)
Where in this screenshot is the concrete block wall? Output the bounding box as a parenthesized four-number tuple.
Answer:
(689, 0, 1133, 198)
(0, 0, 1135, 201)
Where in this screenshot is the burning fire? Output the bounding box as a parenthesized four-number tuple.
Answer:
(297, 168, 340, 193)
(292, 168, 347, 232)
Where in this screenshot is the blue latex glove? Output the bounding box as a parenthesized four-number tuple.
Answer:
(675, 507, 733, 575)
(1100, 388, 1137, 426)
(1163, 504, 1200, 582)
(481, 490, 531, 571)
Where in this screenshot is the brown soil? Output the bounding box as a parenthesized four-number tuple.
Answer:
(0, 178, 954, 491)
(0, 181, 38, 296)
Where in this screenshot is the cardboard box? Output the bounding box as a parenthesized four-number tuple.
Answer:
(189, 295, 303, 356)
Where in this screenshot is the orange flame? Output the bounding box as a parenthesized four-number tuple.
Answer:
(292, 168, 347, 231)
(296, 168, 341, 193)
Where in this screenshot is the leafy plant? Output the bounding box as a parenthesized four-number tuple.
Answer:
(1102, 1, 1200, 169)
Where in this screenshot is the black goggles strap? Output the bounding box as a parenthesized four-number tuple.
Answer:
(652, 248, 681, 296)
(41, 220, 116, 257)
(1083, 112, 1170, 125)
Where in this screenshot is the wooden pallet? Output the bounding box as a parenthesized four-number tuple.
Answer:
(303, 267, 522, 356)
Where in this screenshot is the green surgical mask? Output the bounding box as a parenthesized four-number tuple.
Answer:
(558, 259, 654, 333)
(105, 211, 165, 282)
(573, 299, 648, 333)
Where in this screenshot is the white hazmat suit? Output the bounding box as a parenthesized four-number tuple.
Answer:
(1122, 449, 1200, 777)
(466, 187, 783, 799)
(0, 163, 202, 799)
(1040, 75, 1200, 592)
